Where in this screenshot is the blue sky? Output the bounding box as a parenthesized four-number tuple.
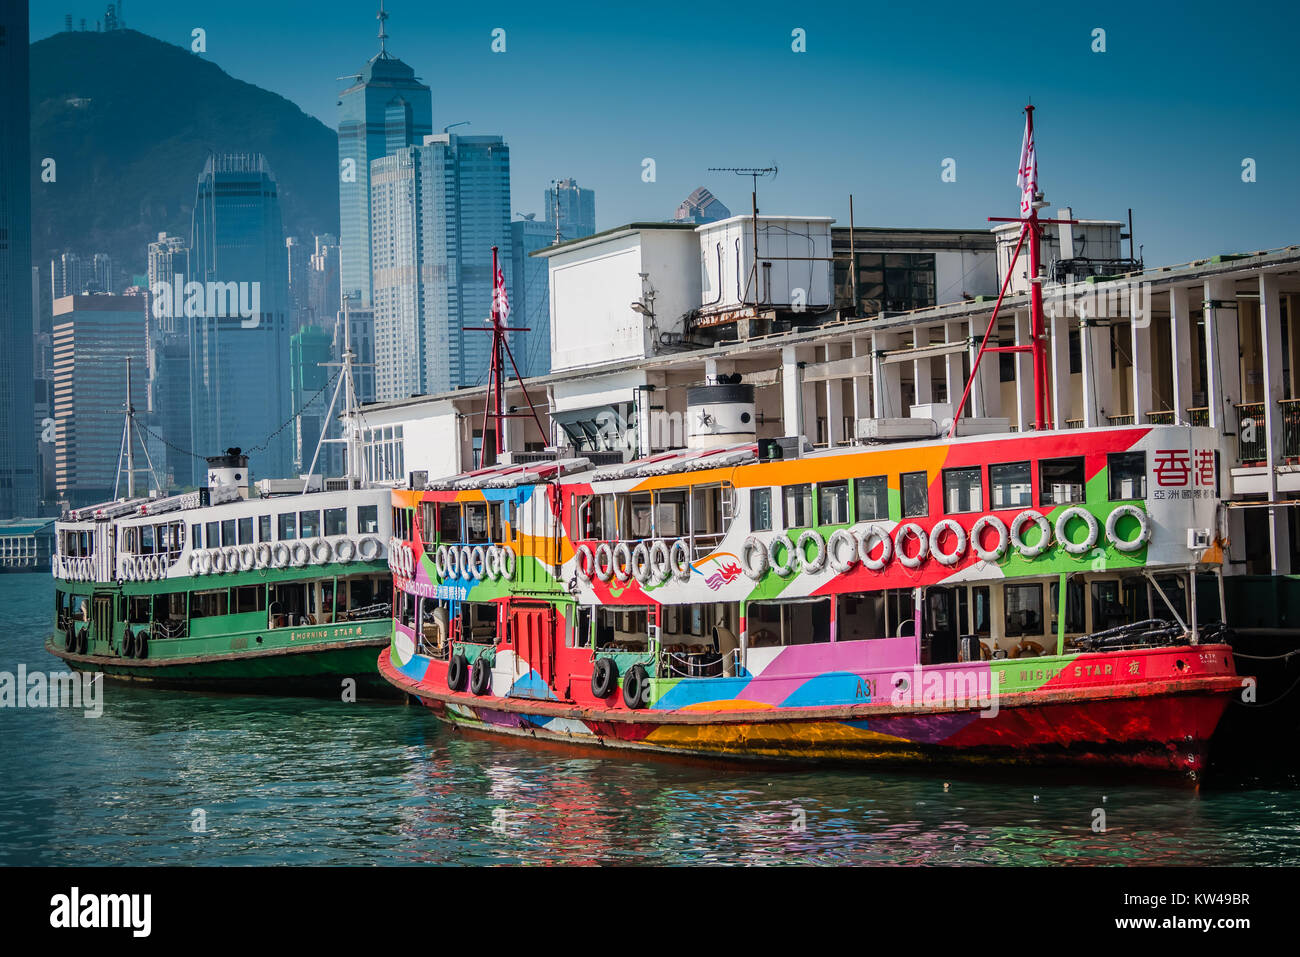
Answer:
(33, 0, 1300, 265)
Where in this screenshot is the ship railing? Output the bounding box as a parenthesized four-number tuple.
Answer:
(341, 602, 391, 622)
(150, 619, 188, 640)
(661, 647, 744, 679)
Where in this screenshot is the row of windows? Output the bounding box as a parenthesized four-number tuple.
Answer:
(193, 505, 379, 549)
(749, 453, 1155, 530)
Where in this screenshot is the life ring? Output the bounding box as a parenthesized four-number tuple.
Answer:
(894, 522, 929, 569)
(623, 663, 651, 710)
(470, 656, 492, 696)
(447, 653, 468, 691)
(484, 544, 501, 579)
(358, 536, 382, 562)
(211, 549, 227, 574)
(334, 538, 355, 564)
(573, 543, 595, 582)
(630, 541, 653, 584)
(741, 536, 769, 580)
(458, 546, 474, 581)
(1012, 640, 1044, 659)
(444, 545, 461, 579)
(768, 533, 797, 577)
(797, 529, 827, 574)
(594, 542, 615, 582)
(188, 552, 202, 575)
(272, 542, 291, 569)
(199, 550, 214, 575)
(434, 545, 449, 578)
(970, 515, 1009, 562)
(468, 546, 486, 581)
(858, 525, 893, 571)
(224, 546, 240, 571)
(669, 539, 691, 582)
(611, 541, 633, 582)
(827, 528, 858, 574)
(1055, 506, 1099, 555)
(649, 539, 672, 585)
(239, 544, 256, 571)
(1106, 504, 1151, 552)
(154, 555, 166, 579)
(1010, 510, 1052, 558)
(499, 544, 516, 579)
(312, 540, 333, 565)
(591, 657, 619, 698)
(255, 543, 273, 568)
(291, 541, 312, 567)
(123, 558, 135, 582)
(929, 518, 968, 566)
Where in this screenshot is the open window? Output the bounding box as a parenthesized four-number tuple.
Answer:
(1040, 456, 1085, 506)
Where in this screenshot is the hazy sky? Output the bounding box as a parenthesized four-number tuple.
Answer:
(32, 0, 1300, 265)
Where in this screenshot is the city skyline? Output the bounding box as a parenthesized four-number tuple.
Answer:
(28, 1, 1300, 267)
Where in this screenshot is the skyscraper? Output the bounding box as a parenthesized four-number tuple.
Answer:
(674, 186, 731, 225)
(511, 216, 555, 378)
(146, 232, 191, 486)
(187, 153, 292, 482)
(337, 8, 432, 308)
(544, 178, 597, 241)
(0, 3, 38, 517)
(370, 133, 512, 401)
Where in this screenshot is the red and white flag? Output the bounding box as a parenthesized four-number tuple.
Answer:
(492, 252, 510, 324)
(1017, 112, 1037, 218)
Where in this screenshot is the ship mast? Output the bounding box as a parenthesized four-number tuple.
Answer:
(304, 296, 370, 491)
(112, 356, 162, 499)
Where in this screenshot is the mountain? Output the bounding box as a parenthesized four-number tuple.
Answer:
(30, 28, 338, 280)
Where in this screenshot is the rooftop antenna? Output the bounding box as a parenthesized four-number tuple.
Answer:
(708, 165, 777, 306)
(376, 0, 389, 57)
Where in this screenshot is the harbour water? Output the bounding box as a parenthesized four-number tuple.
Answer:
(3, 573, 1298, 866)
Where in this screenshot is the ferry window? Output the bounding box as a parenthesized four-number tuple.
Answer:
(972, 585, 991, 638)
(278, 513, 297, 540)
(299, 511, 320, 539)
(489, 502, 504, 541)
(465, 502, 489, 543)
(1040, 456, 1086, 506)
(855, 476, 888, 521)
(205, 521, 219, 547)
(1152, 574, 1187, 624)
(190, 589, 229, 619)
(990, 461, 1032, 509)
(233, 585, 265, 614)
(574, 494, 604, 541)
(258, 515, 272, 543)
(1108, 452, 1146, 500)
(140, 525, 155, 553)
(324, 508, 347, 537)
(191, 523, 202, 548)
(357, 505, 379, 534)
(218, 519, 233, 546)
(237, 517, 254, 545)
(783, 484, 813, 528)
(437, 503, 461, 542)
(691, 484, 730, 542)
(818, 482, 850, 525)
(943, 467, 982, 513)
(1004, 583, 1044, 638)
(629, 492, 653, 539)
(1049, 579, 1086, 634)
(750, 488, 773, 531)
(655, 490, 686, 538)
(901, 471, 929, 518)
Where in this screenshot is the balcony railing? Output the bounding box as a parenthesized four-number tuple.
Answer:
(1107, 413, 1136, 426)
(1064, 418, 1084, 429)
(1282, 399, 1300, 460)
(1237, 402, 1267, 463)
(1187, 407, 1210, 426)
(1145, 410, 1175, 425)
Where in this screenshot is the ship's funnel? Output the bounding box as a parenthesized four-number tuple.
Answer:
(686, 380, 756, 450)
(205, 447, 251, 501)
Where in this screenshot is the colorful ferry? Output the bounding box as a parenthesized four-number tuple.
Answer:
(379, 384, 1243, 779)
(47, 449, 397, 697)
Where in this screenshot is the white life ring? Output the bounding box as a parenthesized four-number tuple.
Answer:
(630, 541, 653, 584)
(741, 536, 769, 580)
(858, 525, 893, 571)
(239, 544, 256, 571)
(468, 546, 486, 581)
(358, 536, 382, 562)
(1010, 510, 1052, 558)
(188, 552, 201, 575)
(929, 518, 968, 566)
(768, 533, 797, 577)
(123, 557, 136, 581)
(1106, 504, 1151, 552)
(1055, 506, 1099, 555)
(649, 539, 672, 585)
(485, 544, 502, 579)
(612, 541, 633, 582)
(669, 539, 691, 582)
(224, 546, 240, 571)
(594, 542, 614, 582)
(290, 541, 311, 567)
(434, 544, 449, 578)
(334, 538, 355, 564)
(255, 543, 273, 568)
(573, 543, 594, 582)
(827, 528, 858, 574)
(894, 522, 929, 569)
(499, 544, 516, 579)
(272, 542, 291, 569)
(444, 544, 461, 578)
(970, 515, 1009, 562)
(153, 555, 165, 579)
(211, 549, 227, 574)
(797, 529, 827, 574)
(312, 539, 333, 566)
(457, 546, 473, 580)
(200, 550, 214, 575)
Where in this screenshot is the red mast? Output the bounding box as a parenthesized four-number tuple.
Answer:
(951, 105, 1076, 436)
(465, 245, 548, 468)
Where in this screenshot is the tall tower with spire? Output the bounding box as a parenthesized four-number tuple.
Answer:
(337, 2, 433, 309)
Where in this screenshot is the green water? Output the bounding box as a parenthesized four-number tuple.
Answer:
(2, 573, 1298, 865)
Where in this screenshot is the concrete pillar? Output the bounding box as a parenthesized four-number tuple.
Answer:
(1079, 313, 1113, 428)
(851, 336, 871, 420)
(913, 327, 933, 405)
(873, 333, 903, 418)
(1131, 309, 1153, 423)
(967, 315, 1000, 419)
(824, 344, 846, 445)
(1013, 309, 1034, 430)
(944, 321, 964, 409)
(1169, 286, 1193, 423)
(1204, 278, 1241, 432)
(1049, 310, 1070, 429)
(1261, 272, 1292, 572)
(780, 345, 804, 440)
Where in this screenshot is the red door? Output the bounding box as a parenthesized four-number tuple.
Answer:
(510, 603, 557, 699)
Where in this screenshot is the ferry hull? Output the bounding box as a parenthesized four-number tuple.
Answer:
(378, 646, 1238, 778)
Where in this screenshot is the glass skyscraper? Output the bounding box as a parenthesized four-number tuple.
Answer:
(511, 217, 556, 378)
(544, 178, 597, 242)
(0, 3, 38, 517)
(337, 25, 432, 309)
(187, 153, 293, 483)
(370, 133, 513, 401)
